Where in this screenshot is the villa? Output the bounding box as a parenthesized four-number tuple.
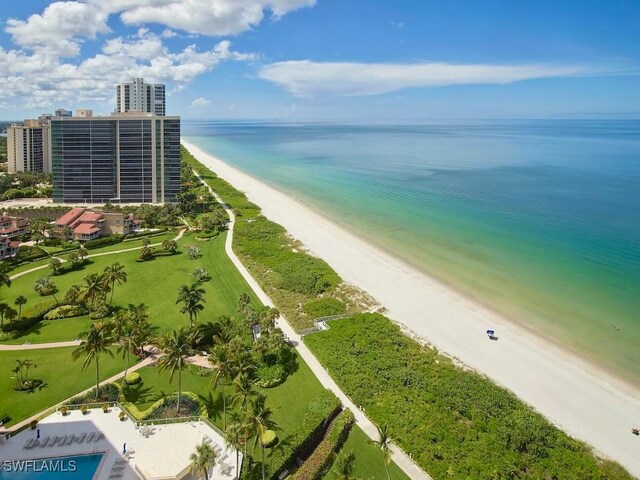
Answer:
(53, 208, 141, 243)
(0, 236, 20, 260)
(0, 215, 29, 239)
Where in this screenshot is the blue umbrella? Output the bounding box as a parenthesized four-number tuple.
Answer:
(486, 329, 495, 336)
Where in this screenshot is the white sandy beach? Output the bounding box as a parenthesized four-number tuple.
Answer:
(182, 140, 640, 477)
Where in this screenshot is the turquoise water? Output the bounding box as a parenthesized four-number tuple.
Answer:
(183, 121, 640, 385)
(0, 453, 103, 479)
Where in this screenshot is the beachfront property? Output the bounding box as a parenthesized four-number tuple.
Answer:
(6, 119, 51, 174)
(0, 235, 20, 260)
(52, 208, 141, 242)
(0, 215, 30, 239)
(0, 407, 241, 480)
(50, 111, 181, 204)
(116, 78, 166, 117)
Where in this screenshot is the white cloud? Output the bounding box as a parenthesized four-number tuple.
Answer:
(191, 97, 211, 108)
(118, 0, 316, 36)
(258, 61, 590, 97)
(5, 1, 110, 57)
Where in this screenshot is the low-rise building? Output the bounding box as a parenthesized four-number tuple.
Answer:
(0, 236, 20, 260)
(0, 215, 30, 238)
(53, 208, 140, 242)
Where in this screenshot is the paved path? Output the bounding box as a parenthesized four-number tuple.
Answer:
(193, 170, 432, 480)
(9, 229, 185, 281)
(0, 340, 81, 351)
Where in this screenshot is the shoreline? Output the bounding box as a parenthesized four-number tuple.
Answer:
(182, 139, 640, 476)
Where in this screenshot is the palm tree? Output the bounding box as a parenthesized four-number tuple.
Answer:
(371, 424, 392, 480)
(189, 441, 216, 480)
(231, 373, 256, 412)
(0, 272, 11, 299)
(215, 316, 237, 346)
(14, 296, 27, 319)
(102, 262, 127, 305)
(333, 450, 357, 480)
(34, 278, 59, 305)
(245, 395, 277, 480)
(5, 307, 17, 326)
(176, 283, 205, 328)
(129, 304, 156, 356)
(81, 273, 108, 309)
(225, 416, 247, 477)
(156, 327, 196, 414)
(49, 257, 62, 275)
(230, 349, 256, 379)
(162, 240, 177, 254)
(71, 321, 115, 398)
(111, 309, 134, 389)
(0, 302, 8, 329)
(208, 344, 232, 429)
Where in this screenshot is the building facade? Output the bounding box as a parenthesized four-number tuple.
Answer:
(6, 120, 51, 173)
(53, 208, 140, 242)
(51, 112, 180, 204)
(116, 78, 166, 116)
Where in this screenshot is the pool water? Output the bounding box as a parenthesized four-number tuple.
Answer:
(0, 453, 104, 479)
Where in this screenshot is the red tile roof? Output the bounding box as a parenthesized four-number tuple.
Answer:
(77, 212, 103, 223)
(9, 241, 20, 248)
(74, 224, 100, 235)
(57, 208, 85, 227)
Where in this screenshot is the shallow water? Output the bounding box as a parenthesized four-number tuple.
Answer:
(184, 120, 640, 385)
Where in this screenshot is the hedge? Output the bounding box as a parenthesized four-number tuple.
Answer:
(255, 390, 341, 479)
(2, 300, 57, 332)
(292, 409, 354, 480)
(124, 372, 142, 385)
(255, 363, 288, 388)
(121, 391, 207, 422)
(44, 304, 88, 320)
(84, 234, 123, 250)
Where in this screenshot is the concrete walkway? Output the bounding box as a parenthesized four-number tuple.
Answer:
(0, 340, 81, 351)
(193, 170, 432, 480)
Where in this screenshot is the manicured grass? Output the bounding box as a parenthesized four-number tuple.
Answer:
(123, 350, 326, 440)
(327, 425, 410, 480)
(3, 232, 259, 343)
(0, 346, 129, 427)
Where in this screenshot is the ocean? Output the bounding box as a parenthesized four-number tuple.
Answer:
(183, 120, 640, 385)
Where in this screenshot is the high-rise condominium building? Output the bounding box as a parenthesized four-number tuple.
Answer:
(51, 112, 180, 204)
(7, 120, 51, 173)
(116, 78, 166, 116)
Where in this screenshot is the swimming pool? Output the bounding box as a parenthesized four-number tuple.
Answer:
(0, 453, 104, 479)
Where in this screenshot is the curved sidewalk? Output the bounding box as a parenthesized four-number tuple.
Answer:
(193, 170, 432, 480)
(0, 340, 81, 351)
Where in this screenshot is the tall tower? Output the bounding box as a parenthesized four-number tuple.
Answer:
(116, 78, 166, 116)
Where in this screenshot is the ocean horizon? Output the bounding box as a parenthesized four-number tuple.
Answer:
(184, 119, 640, 386)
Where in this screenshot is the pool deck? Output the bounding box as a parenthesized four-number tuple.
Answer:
(0, 407, 240, 479)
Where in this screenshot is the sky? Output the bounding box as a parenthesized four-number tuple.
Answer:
(0, 0, 638, 121)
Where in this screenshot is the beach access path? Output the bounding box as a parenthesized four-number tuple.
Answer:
(183, 140, 640, 478)
(193, 169, 432, 480)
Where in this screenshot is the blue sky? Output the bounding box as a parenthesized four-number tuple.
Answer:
(0, 0, 638, 120)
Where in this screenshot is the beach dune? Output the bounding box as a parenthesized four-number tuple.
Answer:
(182, 140, 640, 477)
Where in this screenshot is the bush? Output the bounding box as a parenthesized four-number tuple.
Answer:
(66, 383, 120, 405)
(303, 298, 346, 320)
(119, 411, 126, 421)
(44, 304, 88, 320)
(4, 300, 56, 332)
(14, 246, 48, 262)
(293, 409, 354, 480)
(84, 235, 123, 250)
(263, 390, 341, 479)
(304, 314, 635, 480)
(260, 429, 277, 448)
(255, 363, 287, 388)
(124, 372, 141, 385)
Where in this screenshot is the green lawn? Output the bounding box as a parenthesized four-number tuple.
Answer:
(0, 346, 129, 427)
(3, 231, 259, 344)
(123, 350, 325, 440)
(327, 426, 410, 480)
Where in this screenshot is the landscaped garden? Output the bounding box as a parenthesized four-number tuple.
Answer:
(0, 155, 400, 480)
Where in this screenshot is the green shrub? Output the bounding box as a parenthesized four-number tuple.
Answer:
(84, 235, 123, 250)
(260, 429, 277, 448)
(263, 390, 341, 479)
(4, 300, 56, 332)
(124, 372, 141, 385)
(44, 304, 88, 320)
(66, 383, 120, 405)
(305, 314, 635, 480)
(303, 298, 346, 319)
(293, 409, 354, 480)
(255, 363, 287, 388)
